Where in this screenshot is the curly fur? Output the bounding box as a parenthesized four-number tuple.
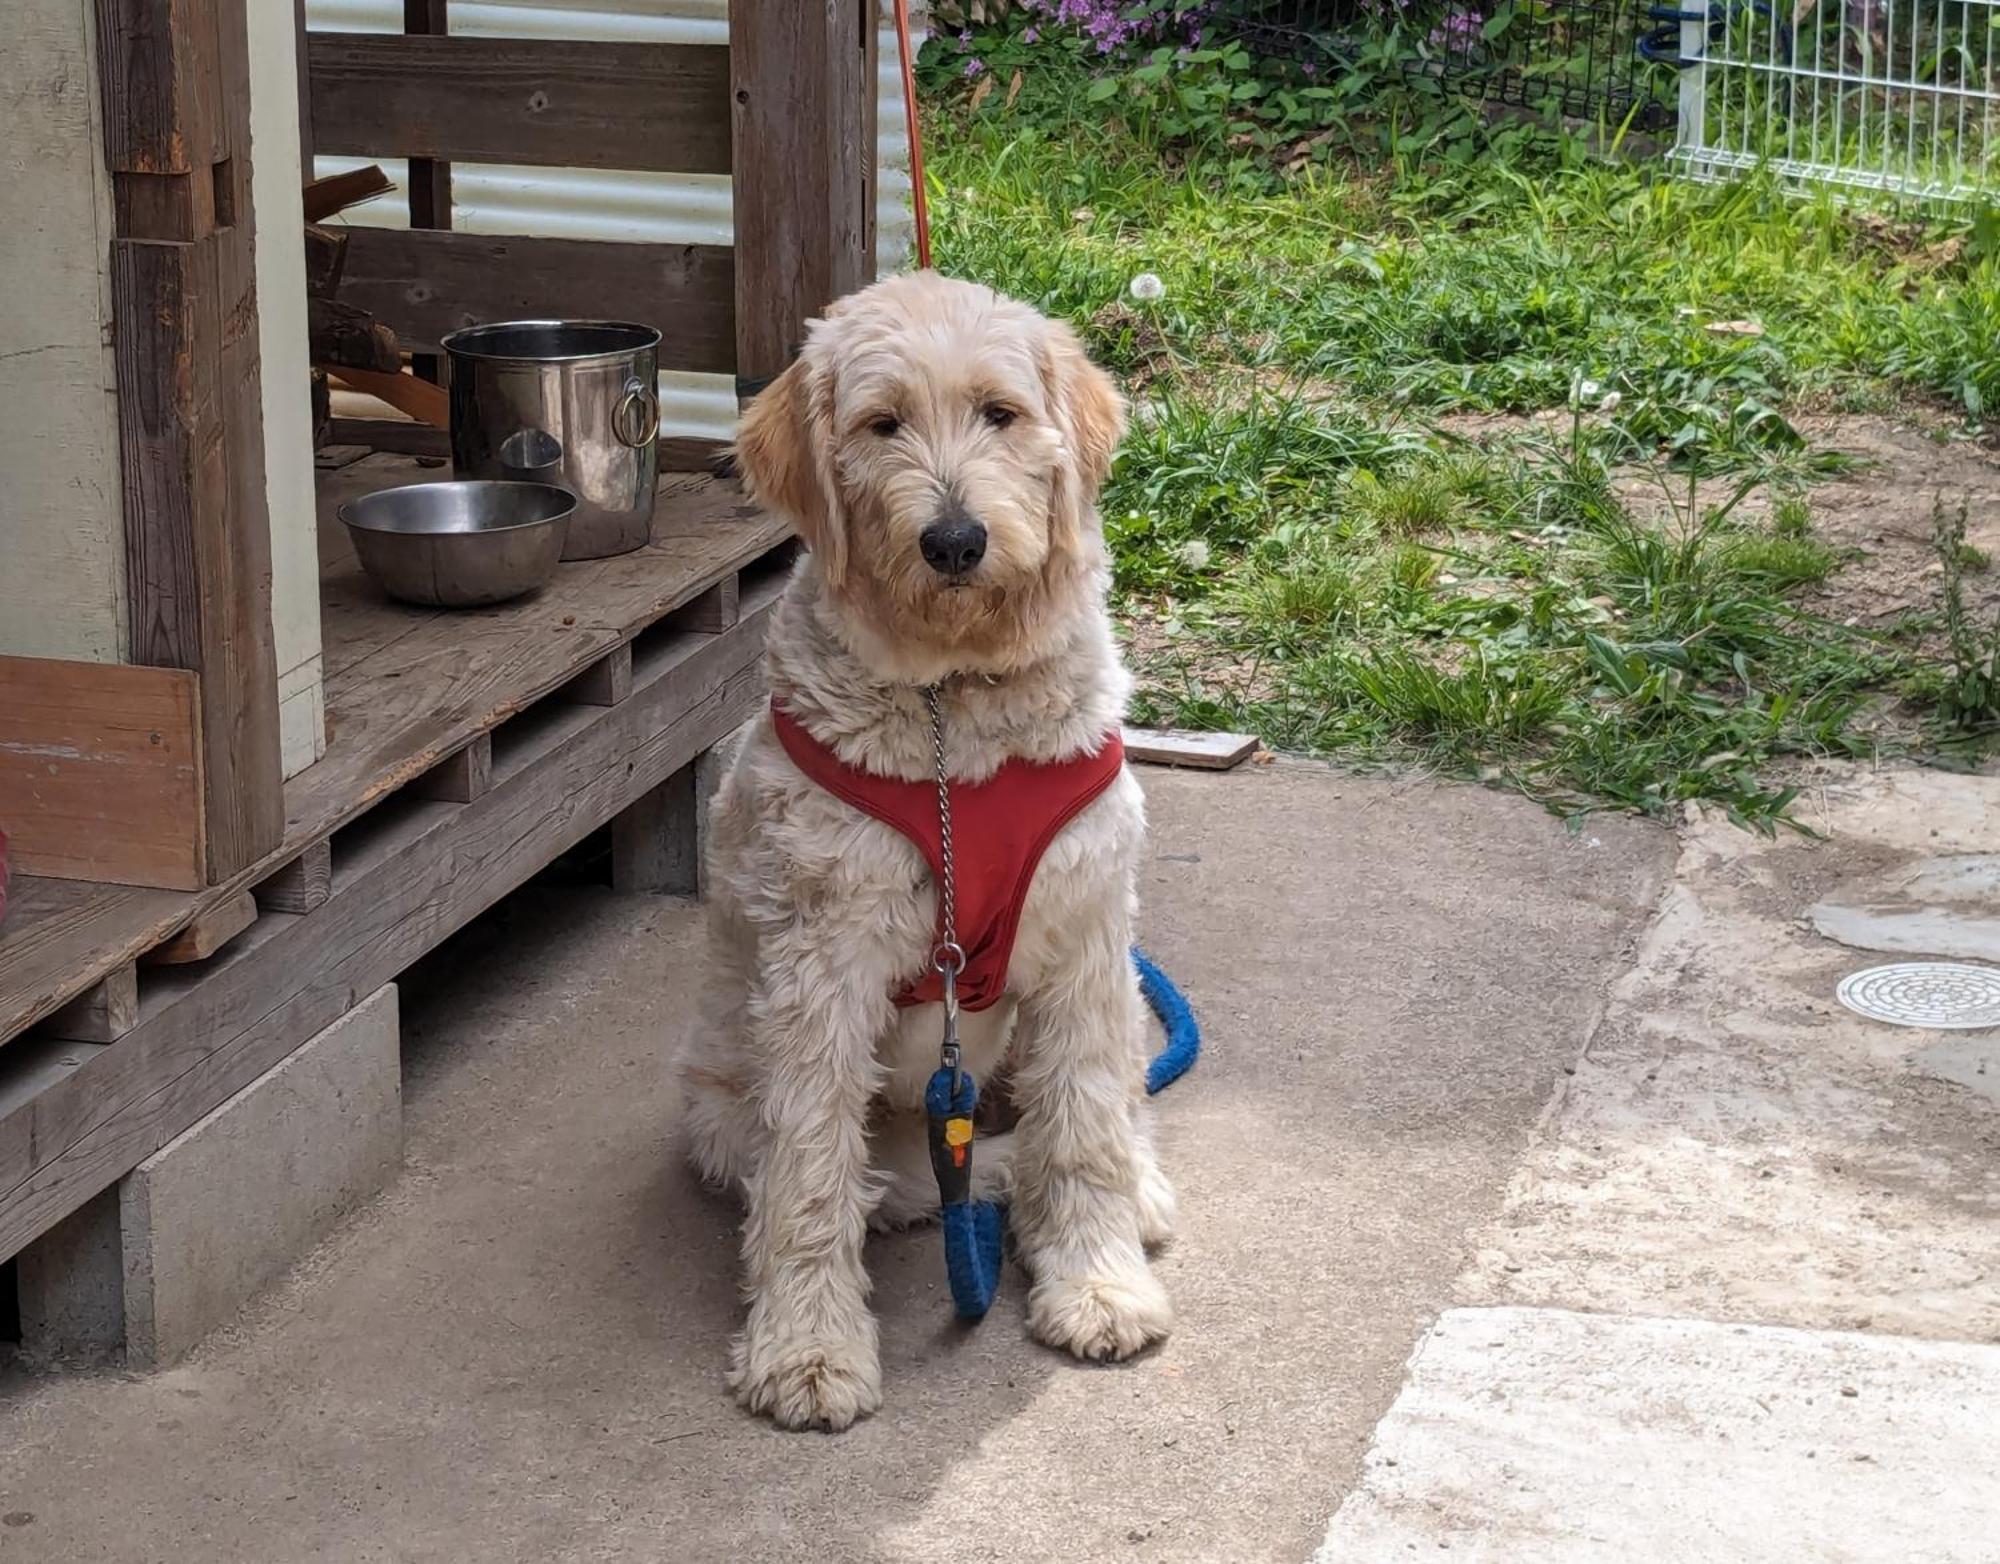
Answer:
(677, 271, 1176, 1432)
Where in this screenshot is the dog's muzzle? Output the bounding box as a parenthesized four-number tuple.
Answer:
(919, 515, 988, 579)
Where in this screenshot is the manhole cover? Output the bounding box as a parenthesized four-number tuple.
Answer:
(1836, 962, 2000, 1030)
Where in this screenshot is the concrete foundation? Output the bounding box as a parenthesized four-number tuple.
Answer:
(121, 983, 402, 1367)
(13, 1187, 123, 1367)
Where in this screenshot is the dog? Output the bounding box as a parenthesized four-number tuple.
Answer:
(676, 271, 1175, 1432)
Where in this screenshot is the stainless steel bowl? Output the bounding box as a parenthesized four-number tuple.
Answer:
(338, 481, 574, 608)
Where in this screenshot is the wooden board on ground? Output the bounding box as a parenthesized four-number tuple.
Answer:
(1122, 728, 1262, 771)
(0, 658, 205, 890)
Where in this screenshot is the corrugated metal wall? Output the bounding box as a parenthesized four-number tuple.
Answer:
(307, 0, 917, 441)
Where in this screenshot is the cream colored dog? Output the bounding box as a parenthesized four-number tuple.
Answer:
(677, 271, 1175, 1432)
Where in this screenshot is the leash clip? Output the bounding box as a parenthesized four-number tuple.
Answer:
(935, 941, 965, 1094)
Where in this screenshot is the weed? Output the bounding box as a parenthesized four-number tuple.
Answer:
(1931, 497, 2000, 732)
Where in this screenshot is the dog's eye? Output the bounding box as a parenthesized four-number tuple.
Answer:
(868, 415, 901, 439)
(983, 405, 1017, 430)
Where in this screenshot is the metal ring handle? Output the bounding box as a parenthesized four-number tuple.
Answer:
(613, 377, 660, 449)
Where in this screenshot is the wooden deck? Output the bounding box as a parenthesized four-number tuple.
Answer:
(0, 461, 789, 1260)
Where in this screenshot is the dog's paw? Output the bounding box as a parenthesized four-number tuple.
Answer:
(1028, 1263, 1173, 1363)
(728, 1327, 882, 1432)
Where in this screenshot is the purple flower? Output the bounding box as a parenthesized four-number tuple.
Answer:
(1301, 59, 1316, 75)
(963, 56, 986, 76)
(1023, 24, 1039, 42)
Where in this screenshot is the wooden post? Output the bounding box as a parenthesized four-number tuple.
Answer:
(729, 0, 880, 393)
(404, 0, 452, 387)
(97, 0, 285, 885)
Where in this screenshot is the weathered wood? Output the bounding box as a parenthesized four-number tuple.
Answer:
(0, 596, 777, 1261)
(674, 575, 740, 634)
(730, 0, 877, 383)
(328, 417, 448, 458)
(0, 658, 204, 892)
(0, 473, 781, 1050)
(306, 34, 733, 175)
(308, 297, 399, 372)
(140, 889, 256, 965)
(114, 169, 216, 242)
(111, 236, 284, 884)
(412, 734, 493, 804)
(302, 164, 394, 223)
(564, 643, 634, 708)
(255, 840, 331, 915)
(0, 879, 188, 1050)
(303, 223, 348, 297)
(1122, 728, 1262, 771)
(336, 226, 736, 369)
(658, 437, 730, 475)
(38, 966, 139, 1045)
(93, 0, 223, 175)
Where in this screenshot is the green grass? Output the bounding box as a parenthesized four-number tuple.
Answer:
(926, 104, 1994, 828)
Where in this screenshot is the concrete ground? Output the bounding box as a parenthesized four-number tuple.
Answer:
(0, 763, 1671, 1564)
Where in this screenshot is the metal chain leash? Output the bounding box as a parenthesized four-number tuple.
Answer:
(923, 683, 965, 1092)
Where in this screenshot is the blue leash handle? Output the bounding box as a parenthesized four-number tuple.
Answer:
(927, 945, 1198, 1321)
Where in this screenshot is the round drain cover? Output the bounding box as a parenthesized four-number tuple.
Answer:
(1836, 962, 2000, 1030)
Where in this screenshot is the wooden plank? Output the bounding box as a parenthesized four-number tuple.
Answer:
(412, 733, 492, 804)
(402, 0, 452, 389)
(563, 643, 633, 708)
(1122, 728, 1262, 771)
(336, 227, 736, 370)
(38, 966, 140, 1045)
(609, 762, 700, 896)
(93, 0, 224, 174)
(325, 367, 449, 427)
(0, 659, 204, 891)
(255, 841, 332, 915)
(327, 417, 447, 458)
(294, 468, 787, 852)
(306, 34, 732, 175)
(302, 164, 394, 223)
(730, 0, 876, 383)
(141, 889, 256, 965)
(0, 596, 777, 1261)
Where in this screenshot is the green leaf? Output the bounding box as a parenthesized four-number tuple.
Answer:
(1086, 76, 1120, 102)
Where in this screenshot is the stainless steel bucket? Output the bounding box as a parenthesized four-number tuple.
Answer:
(441, 321, 661, 561)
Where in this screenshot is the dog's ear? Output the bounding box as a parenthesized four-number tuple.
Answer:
(734, 355, 847, 588)
(1040, 319, 1126, 555)
(1041, 319, 1126, 497)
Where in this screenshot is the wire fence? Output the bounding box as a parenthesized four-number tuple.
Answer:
(1217, 0, 1999, 199)
(1669, 0, 2000, 203)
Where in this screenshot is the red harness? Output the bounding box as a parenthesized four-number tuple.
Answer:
(770, 703, 1125, 1012)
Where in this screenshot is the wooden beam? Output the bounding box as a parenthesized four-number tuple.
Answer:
(142, 889, 257, 965)
(610, 762, 701, 896)
(255, 840, 332, 915)
(412, 733, 492, 804)
(730, 0, 877, 385)
(38, 967, 140, 1045)
(100, 0, 284, 887)
(0, 658, 204, 892)
(675, 575, 739, 634)
(0, 601, 775, 1262)
(302, 164, 394, 223)
(335, 227, 737, 370)
(306, 34, 733, 175)
(563, 643, 634, 708)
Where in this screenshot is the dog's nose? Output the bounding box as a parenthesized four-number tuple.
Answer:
(919, 516, 988, 578)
